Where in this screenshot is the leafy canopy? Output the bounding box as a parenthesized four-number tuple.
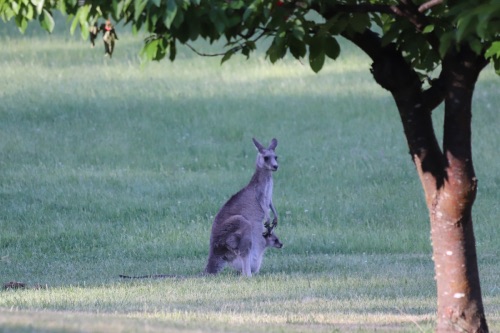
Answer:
(1, 0, 500, 74)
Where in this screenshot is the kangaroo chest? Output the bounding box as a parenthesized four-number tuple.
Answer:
(255, 178, 273, 214)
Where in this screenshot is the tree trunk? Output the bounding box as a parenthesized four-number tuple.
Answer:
(346, 31, 489, 332)
(426, 49, 489, 333)
(393, 50, 488, 332)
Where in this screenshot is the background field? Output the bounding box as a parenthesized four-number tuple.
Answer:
(0, 18, 499, 332)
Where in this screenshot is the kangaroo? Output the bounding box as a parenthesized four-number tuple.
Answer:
(205, 138, 280, 277)
(120, 138, 281, 279)
(227, 221, 283, 275)
(119, 229, 282, 279)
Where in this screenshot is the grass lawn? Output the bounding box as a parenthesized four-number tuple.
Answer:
(0, 19, 499, 332)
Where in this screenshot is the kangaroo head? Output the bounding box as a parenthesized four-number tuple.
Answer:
(264, 230, 283, 249)
(263, 222, 283, 248)
(252, 138, 278, 171)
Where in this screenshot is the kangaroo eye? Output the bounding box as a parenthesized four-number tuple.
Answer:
(264, 156, 270, 162)
(275, 156, 278, 161)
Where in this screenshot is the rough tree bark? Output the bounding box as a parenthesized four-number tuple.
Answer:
(429, 48, 489, 333)
(345, 30, 489, 332)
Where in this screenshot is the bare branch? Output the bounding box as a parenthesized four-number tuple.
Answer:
(184, 29, 269, 58)
(392, 0, 426, 31)
(184, 43, 229, 57)
(419, 0, 444, 13)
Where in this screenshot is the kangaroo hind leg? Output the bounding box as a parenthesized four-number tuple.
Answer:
(204, 255, 226, 275)
(237, 236, 252, 277)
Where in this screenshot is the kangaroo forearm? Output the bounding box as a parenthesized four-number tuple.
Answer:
(270, 202, 278, 225)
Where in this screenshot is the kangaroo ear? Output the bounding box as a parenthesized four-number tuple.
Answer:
(268, 138, 278, 150)
(252, 138, 265, 153)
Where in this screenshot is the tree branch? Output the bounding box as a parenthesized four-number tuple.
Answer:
(419, 0, 444, 12)
(313, 0, 441, 54)
(421, 77, 446, 112)
(184, 29, 269, 58)
(393, 0, 441, 52)
(391, 0, 425, 31)
(184, 43, 230, 57)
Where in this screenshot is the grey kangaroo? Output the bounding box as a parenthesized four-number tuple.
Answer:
(119, 138, 281, 279)
(204, 138, 280, 277)
(208, 217, 282, 276)
(119, 227, 282, 279)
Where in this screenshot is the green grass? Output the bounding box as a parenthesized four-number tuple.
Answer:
(1, 19, 499, 332)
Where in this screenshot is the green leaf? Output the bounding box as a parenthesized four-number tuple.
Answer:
(456, 15, 476, 42)
(80, 22, 89, 39)
(16, 16, 28, 33)
(11, 2, 20, 15)
(40, 9, 54, 33)
(149, 11, 158, 27)
(309, 33, 324, 55)
(267, 34, 286, 63)
(309, 33, 325, 73)
(78, 5, 90, 25)
(245, 40, 256, 51)
(169, 39, 177, 61)
(241, 40, 256, 58)
(324, 36, 340, 60)
(124, 0, 134, 12)
(134, 0, 147, 21)
(221, 49, 235, 64)
(151, 0, 161, 7)
(349, 13, 370, 33)
(186, 13, 200, 40)
(25, 4, 34, 20)
(141, 38, 165, 61)
(70, 13, 79, 35)
(31, 0, 44, 15)
(243, 3, 256, 22)
(57, 0, 67, 14)
(493, 58, 500, 75)
(291, 20, 305, 40)
(209, 8, 225, 34)
(422, 24, 434, 34)
(289, 37, 306, 59)
(172, 7, 184, 28)
(143, 39, 160, 60)
(116, 0, 125, 16)
(328, 15, 349, 35)
(381, 24, 400, 46)
(1, 7, 16, 21)
(309, 49, 325, 73)
(165, 0, 177, 28)
(469, 38, 483, 55)
(485, 41, 500, 59)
